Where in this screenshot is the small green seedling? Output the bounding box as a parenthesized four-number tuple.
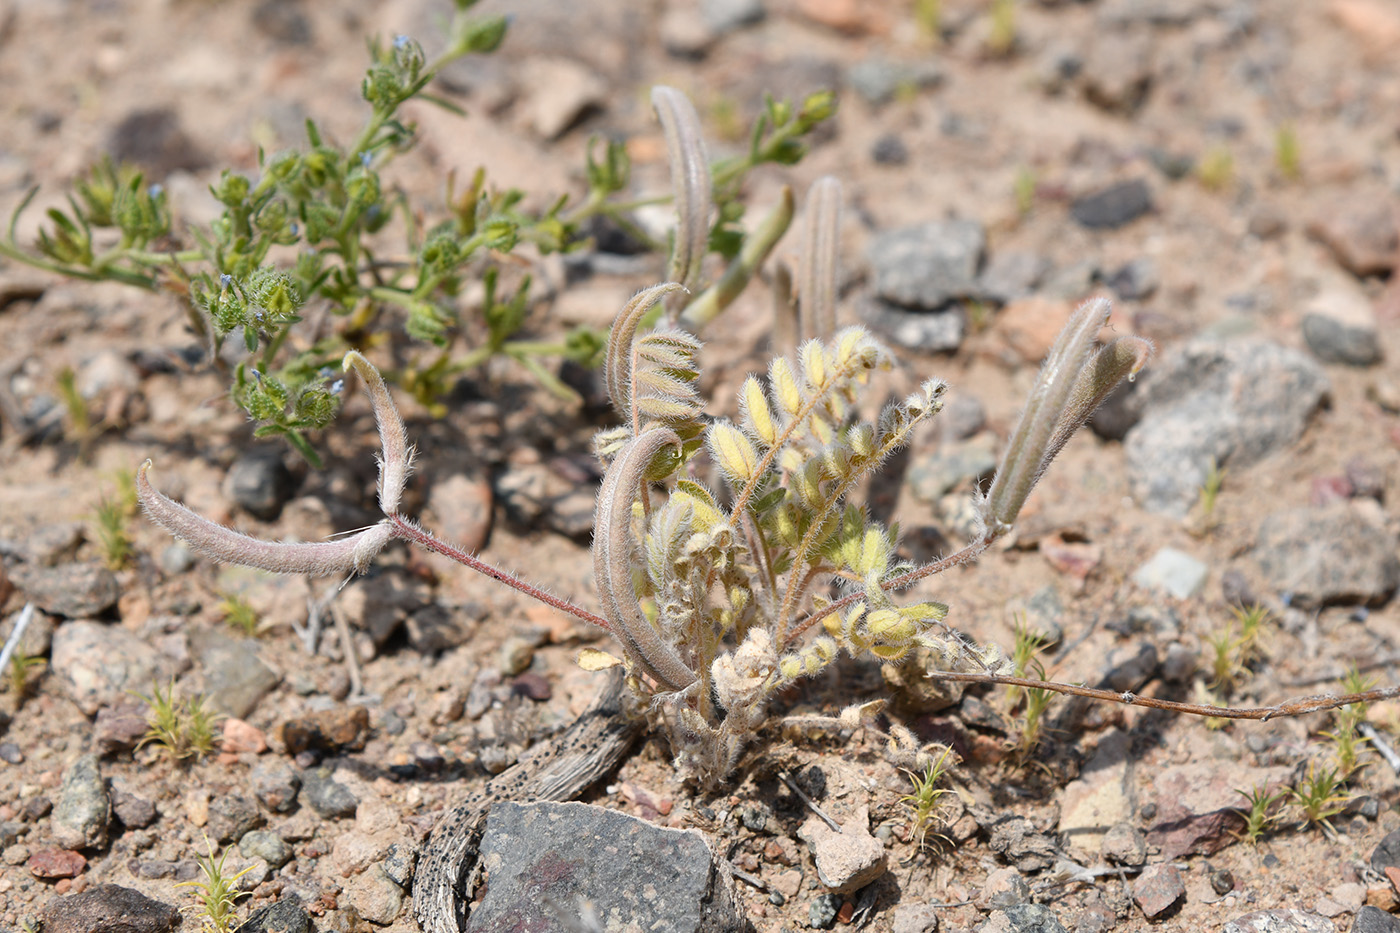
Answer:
(1290, 761, 1350, 834)
(1191, 456, 1226, 532)
(901, 746, 957, 850)
(177, 837, 257, 933)
(135, 679, 222, 761)
(1013, 166, 1037, 217)
(1206, 603, 1269, 695)
(1275, 123, 1301, 182)
(7, 649, 45, 699)
(987, 0, 1018, 57)
(218, 595, 262, 638)
(1197, 145, 1234, 192)
(1323, 667, 1374, 777)
(1232, 784, 1285, 845)
(94, 494, 134, 571)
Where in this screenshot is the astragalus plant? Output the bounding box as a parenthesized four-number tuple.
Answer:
(139, 283, 1152, 784)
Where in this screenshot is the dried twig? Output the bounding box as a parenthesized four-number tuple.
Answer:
(0, 602, 37, 675)
(924, 670, 1399, 721)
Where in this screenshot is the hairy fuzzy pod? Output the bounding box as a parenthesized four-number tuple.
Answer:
(708, 421, 760, 490)
(604, 283, 687, 421)
(652, 86, 712, 299)
(138, 461, 394, 576)
(343, 351, 413, 514)
(770, 357, 802, 416)
(799, 339, 827, 390)
(594, 426, 698, 692)
(799, 176, 842, 342)
(740, 375, 778, 446)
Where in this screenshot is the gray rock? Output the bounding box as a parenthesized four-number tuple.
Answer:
(1354, 906, 1400, 933)
(518, 58, 606, 139)
(1133, 862, 1185, 918)
(466, 800, 744, 933)
(1097, 0, 1207, 26)
(702, 0, 765, 33)
(190, 629, 278, 719)
(52, 621, 167, 716)
(811, 893, 842, 929)
(798, 805, 888, 893)
(239, 830, 292, 869)
(892, 902, 940, 933)
(846, 58, 944, 106)
(158, 542, 197, 575)
(868, 220, 985, 309)
(406, 603, 479, 654)
(1132, 547, 1208, 599)
(978, 903, 1069, 933)
(52, 754, 111, 850)
(986, 815, 1058, 872)
(23, 522, 85, 566)
(981, 867, 1030, 909)
(235, 899, 311, 933)
(425, 471, 493, 557)
(250, 759, 301, 813)
(1070, 179, 1152, 229)
(107, 108, 208, 176)
(11, 562, 119, 618)
(1036, 41, 1084, 94)
(110, 786, 157, 829)
(1040, 260, 1100, 301)
(1222, 910, 1333, 933)
(1371, 828, 1400, 873)
(1124, 339, 1330, 516)
(347, 863, 405, 924)
(907, 434, 998, 503)
(1081, 29, 1154, 114)
(977, 251, 1050, 305)
(7, 606, 54, 659)
(1306, 198, 1399, 278)
(40, 883, 180, 933)
(340, 571, 431, 647)
(941, 393, 987, 442)
(301, 767, 358, 819)
(1302, 285, 1382, 366)
(871, 134, 909, 165)
(223, 449, 296, 521)
(1254, 504, 1400, 607)
(208, 793, 263, 844)
(93, 702, 149, 756)
(1102, 822, 1148, 866)
(1106, 256, 1159, 301)
(863, 298, 966, 353)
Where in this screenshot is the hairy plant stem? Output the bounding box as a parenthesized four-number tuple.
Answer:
(386, 514, 613, 633)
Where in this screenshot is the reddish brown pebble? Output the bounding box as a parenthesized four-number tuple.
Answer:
(222, 717, 268, 754)
(511, 672, 552, 701)
(280, 706, 370, 756)
(837, 901, 855, 924)
(29, 848, 87, 879)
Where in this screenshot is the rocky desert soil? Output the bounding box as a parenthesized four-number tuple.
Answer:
(3, 0, 1400, 932)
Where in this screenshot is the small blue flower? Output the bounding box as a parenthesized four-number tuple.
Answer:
(394, 34, 411, 49)
(330, 380, 344, 395)
(251, 368, 263, 381)
(289, 222, 300, 236)
(253, 308, 265, 322)
(318, 367, 333, 378)
(219, 273, 233, 289)
(148, 183, 164, 199)
(359, 151, 372, 168)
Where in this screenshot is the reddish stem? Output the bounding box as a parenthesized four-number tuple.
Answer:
(388, 514, 613, 634)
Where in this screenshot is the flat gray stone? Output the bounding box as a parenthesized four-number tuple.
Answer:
(190, 629, 279, 719)
(1124, 339, 1330, 516)
(1223, 910, 1333, 933)
(1254, 504, 1400, 607)
(1132, 547, 1208, 599)
(868, 220, 985, 309)
(466, 801, 744, 933)
(40, 884, 179, 933)
(51, 621, 169, 716)
(52, 754, 111, 850)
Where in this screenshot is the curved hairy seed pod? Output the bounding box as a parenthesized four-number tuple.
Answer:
(603, 282, 686, 424)
(682, 185, 795, 329)
(1041, 333, 1154, 470)
(593, 427, 698, 692)
(652, 86, 712, 301)
(799, 176, 841, 342)
(138, 461, 394, 575)
(982, 298, 1107, 532)
(343, 350, 413, 514)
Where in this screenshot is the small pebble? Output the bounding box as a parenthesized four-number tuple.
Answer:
(0, 743, 23, 764)
(1211, 868, 1235, 895)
